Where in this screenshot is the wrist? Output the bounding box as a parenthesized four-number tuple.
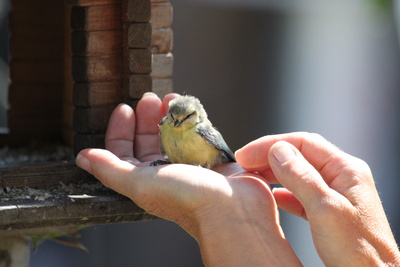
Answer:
(194, 178, 301, 266)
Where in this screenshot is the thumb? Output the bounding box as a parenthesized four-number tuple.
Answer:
(76, 148, 137, 197)
(268, 141, 331, 217)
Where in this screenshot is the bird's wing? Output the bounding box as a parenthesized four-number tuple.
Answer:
(196, 123, 236, 162)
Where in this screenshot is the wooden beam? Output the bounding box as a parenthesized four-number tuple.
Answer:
(73, 82, 123, 107)
(72, 30, 122, 56)
(128, 49, 152, 74)
(10, 61, 63, 85)
(65, 0, 121, 6)
(151, 27, 173, 53)
(71, 5, 121, 31)
(127, 23, 152, 48)
(0, 181, 156, 234)
(0, 161, 92, 189)
(152, 79, 173, 98)
(73, 107, 114, 133)
(127, 74, 152, 99)
(151, 53, 173, 79)
(74, 133, 105, 155)
(72, 56, 122, 82)
(151, 2, 173, 28)
(122, 0, 151, 22)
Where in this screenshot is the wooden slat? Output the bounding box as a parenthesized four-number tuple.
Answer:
(71, 5, 121, 31)
(0, 161, 92, 189)
(151, 2, 173, 29)
(151, 27, 173, 53)
(72, 56, 122, 82)
(122, 0, 151, 22)
(9, 0, 64, 61)
(74, 133, 105, 155)
(72, 30, 122, 56)
(65, 0, 121, 6)
(73, 107, 114, 133)
(127, 23, 152, 48)
(152, 79, 173, 98)
(10, 61, 64, 85)
(0, 194, 156, 234)
(74, 82, 123, 107)
(7, 84, 63, 140)
(128, 49, 152, 74)
(127, 74, 152, 99)
(8, 84, 63, 114)
(64, 6, 74, 146)
(9, 33, 64, 61)
(151, 53, 173, 79)
(0, 162, 157, 233)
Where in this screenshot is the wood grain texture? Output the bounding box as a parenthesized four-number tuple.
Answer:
(72, 56, 122, 82)
(0, 193, 156, 234)
(127, 23, 152, 48)
(73, 107, 115, 133)
(10, 61, 64, 85)
(71, 5, 121, 31)
(74, 82, 123, 107)
(127, 74, 152, 99)
(0, 161, 156, 232)
(151, 53, 173, 79)
(72, 30, 122, 56)
(151, 2, 173, 28)
(122, 0, 151, 22)
(151, 27, 173, 53)
(152, 79, 173, 98)
(0, 161, 92, 188)
(65, 0, 121, 6)
(128, 49, 152, 74)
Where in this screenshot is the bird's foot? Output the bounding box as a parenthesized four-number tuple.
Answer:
(150, 160, 171, 166)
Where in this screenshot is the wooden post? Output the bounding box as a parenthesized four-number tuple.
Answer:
(0, 0, 65, 146)
(68, 0, 174, 155)
(67, 1, 124, 155)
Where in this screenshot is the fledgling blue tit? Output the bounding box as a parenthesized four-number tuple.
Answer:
(155, 95, 235, 169)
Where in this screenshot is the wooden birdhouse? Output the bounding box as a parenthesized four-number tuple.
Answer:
(0, 0, 173, 257)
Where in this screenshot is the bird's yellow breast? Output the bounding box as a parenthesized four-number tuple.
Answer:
(160, 124, 222, 168)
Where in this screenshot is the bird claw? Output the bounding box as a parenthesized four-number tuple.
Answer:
(150, 160, 171, 166)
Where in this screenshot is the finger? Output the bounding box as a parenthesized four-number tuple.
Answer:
(76, 148, 137, 198)
(162, 93, 180, 116)
(235, 132, 342, 185)
(272, 187, 306, 219)
(268, 141, 335, 214)
(134, 93, 164, 161)
(105, 104, 135, 159)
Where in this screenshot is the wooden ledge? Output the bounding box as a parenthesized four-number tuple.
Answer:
(0, 161, 156, 235)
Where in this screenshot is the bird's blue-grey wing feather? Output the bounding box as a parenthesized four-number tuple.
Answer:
(196, 124, 236, 162)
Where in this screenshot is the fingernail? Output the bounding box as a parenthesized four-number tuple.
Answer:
(143, 92, 157, 98)
(76, 154, 92, 173)
(273, 142, 296, 164)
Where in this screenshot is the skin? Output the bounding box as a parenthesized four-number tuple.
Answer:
(76, 93, 400, 266)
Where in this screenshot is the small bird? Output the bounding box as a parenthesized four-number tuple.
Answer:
(155, 95, 235, 169)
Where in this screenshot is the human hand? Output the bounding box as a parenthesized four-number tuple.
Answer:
(76, 93, 301, 266)
(236, 133, 400, 266)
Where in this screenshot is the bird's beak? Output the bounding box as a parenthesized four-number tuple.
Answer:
(174, 120, 181, 127)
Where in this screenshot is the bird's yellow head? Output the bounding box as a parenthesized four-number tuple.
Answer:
(160, 95, 208, 130)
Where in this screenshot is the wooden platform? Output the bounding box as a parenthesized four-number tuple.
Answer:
(0, 161, 156, 236)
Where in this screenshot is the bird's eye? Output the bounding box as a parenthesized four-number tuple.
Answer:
(184, 112, 195, 121)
